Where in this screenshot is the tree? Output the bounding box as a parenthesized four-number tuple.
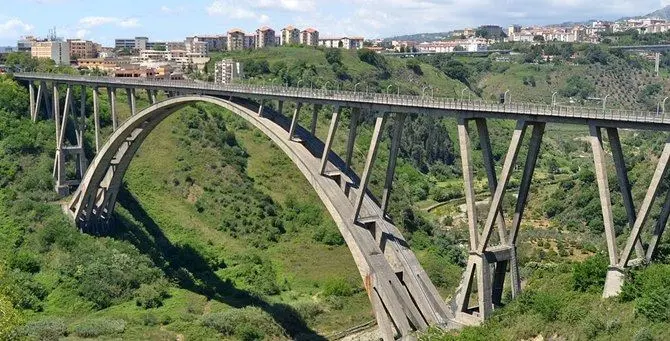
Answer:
(560, 75, 595, 100)
(533, 35, 545, 42)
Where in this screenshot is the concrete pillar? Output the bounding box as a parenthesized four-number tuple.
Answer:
(108, 88, 117, 131)
(53, 84, 61, 147)
(381, 113, 406, 214)
(34, 83, 43, 122)
(29, 82, 35, 121)
(354, 114, 387, 220)
(475, 118, 508, 244)
(647, 189, 670, 261)
(149, 89, 156, 104)
(127, 88, 136, 116)
(93, 87, 100, 153)
(319, 106, 341, 175)
(258, 99, 264, 116)
(478, 120, 527, 254)
(54, 86, 71, 196)
(345, 108, 360, 168)
(618, 139, 670, 268)
(277, 100, 284, 116)
(288, 103, 303, 140)
(655, 52, 661, 77)
(475, 256, 493, 319)
(41, 81, 52, 119)
(457, 118, 479, 251)
(491, 260, 508, 307)
(590, 125, 623, 297)
(310, 104, 319, 135)
(607, 128, 645, 259)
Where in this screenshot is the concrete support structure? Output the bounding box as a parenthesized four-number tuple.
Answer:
(310, 104, 319, 135)
(656, 52, 661, 77)
(381, 113, 406, 215)
(52, 84, 88, 196)
(455, 119, 544, 325)
(127, 88, 136, 116)
(320, 106, 341, 175)
(590, 126, 670, 297)
(29, 82, 35, 121)
(93, 87, 101, 153)
(108, 88, 117, 131)
(355, 114, 387, 220)
(288, 103, 303, 140)
(345, 108, 360, 168)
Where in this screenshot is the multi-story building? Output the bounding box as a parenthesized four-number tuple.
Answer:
(227, 29, 245, 51)
(508, 25, 522, 37)
(318, 37, 364, 50)
(281, 26, 300, 45)
(244, 35, 256, 49)
(31, 40, 70, 65)
(214, 59, 244, 84)
(192, 35, 227, 51)
(255, 26, 276, 48)
(185, 37, 208, 57)
(115, 37, 149, 50)
(17, 36, 36, 52)
(67, 39, 98, 59)
(135, 37, 148, 50)
(300, 28, 319, 46)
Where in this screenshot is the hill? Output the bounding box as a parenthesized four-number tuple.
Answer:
(383, 32, 454, 42)
(642, 5, 670, 20)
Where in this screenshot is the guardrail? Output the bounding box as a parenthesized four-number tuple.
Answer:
(13, 72, 669, 125)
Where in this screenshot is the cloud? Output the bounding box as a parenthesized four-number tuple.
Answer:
(160, 5, 185, 14)
(207, 1, 272, 23)
(79, 16, 140, 29)
(0, 18, 34, 38)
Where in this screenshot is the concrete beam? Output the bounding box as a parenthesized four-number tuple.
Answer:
(647, 189, 670, 261)
(127, 88, 136, 116)
(41, 81, 52, 118)
(618, 138, 670, 268)
(478, 120, 527, 254)
(590, 125, 619, 266)
(381, 113, 406, 215)
(458, 118, 479, 251)
(475, 118, 508, 245)
(310, 104, 320, 135)
(607, 128, 645, 259)
(108, 88, 117, 131)
(93, 87, 100, 153)
(34, 82, 43, 122)
(319, 106, 342, 175)
(29, 82, 35, 121)
(355, 114, 388, 220)
(345, 108, 360, 169)
(288, 103, 303, 140)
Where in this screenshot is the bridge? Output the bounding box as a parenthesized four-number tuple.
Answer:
(380, 49, 512, 57)
(13, 72, 670, 340)
(610, 44, 670, 76)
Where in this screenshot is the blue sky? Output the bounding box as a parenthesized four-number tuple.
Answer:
(1, 0, 670, 46)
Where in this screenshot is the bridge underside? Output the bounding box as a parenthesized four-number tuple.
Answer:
(64, 94, 456, 339)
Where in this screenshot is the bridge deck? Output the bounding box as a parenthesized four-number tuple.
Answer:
(14, 72, 670, 131)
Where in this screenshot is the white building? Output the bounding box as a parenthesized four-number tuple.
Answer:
(31, 40, 70, 65)
(318, 37, 364, 49)
(214, 59, 244, 84)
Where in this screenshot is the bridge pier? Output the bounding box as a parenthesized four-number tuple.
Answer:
(381, 113, 406, 215)
(29, 82, 35, 121)
(127, 88, 136, 116)
(320, 105, 342, 174)
(455, 119, 544, 324)
(52, 84, 88, 196)
(344, 108, 360, 169)
(93, 87, 101, 153)
(310, 104, 320, 135)
(655, 52, 661, 77)
(108, 88, 118, 131)
(288, 102, 303, 140)
(355, 114, 387, 220)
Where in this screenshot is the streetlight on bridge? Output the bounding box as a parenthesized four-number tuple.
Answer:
(461, 88, 468, 101)
(602, 94, 609, 111)
(354, 82, 361, 92)
(552, 91, 558, 107)
(658, 96, 669, 115)
(297, 80, 304, 88)
(504, 89, 510, 104)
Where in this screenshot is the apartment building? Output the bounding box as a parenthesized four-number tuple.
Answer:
(185, 37, 208, 57)
(115, 37, 149, 50)
(318, 37, 364, 50)
(31, 40, 70, 65)
(281, 26, 300, 45)
(244, 35, 256, 49)
(227, 29, 245, 51)
(255, 26, 276, 48)
(68, 39, 98, 59)
(17, 36, 36, 52)
(192, 35, 227, 51)
(300, 28, 319, 46)
(214, 59, 244, 84)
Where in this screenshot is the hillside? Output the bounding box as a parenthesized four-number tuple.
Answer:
(0, 45, 669, 340)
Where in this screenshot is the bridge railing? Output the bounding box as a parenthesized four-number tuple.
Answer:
(13, 72, 668, 125)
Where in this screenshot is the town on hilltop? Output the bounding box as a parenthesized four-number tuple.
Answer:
(1, 16, 670, 82)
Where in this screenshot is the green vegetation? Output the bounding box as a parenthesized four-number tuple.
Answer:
(2, 44, 670, 340)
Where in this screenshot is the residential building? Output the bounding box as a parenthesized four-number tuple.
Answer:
(68, 39, 98, 59)
(115, 39, 135, 49)
(227, 29, 245, 51)
(508, 25, 522, 37)
(214, 59, 244, 84)
(192, 35, 227, 51)
(244, 35, 256, 49)
(300, 28, 319, 46)
(255, 26, 276, 48)
(31, 39, 70, 65)
(281, 25, 300, 45)
(17, 36, 36, 52)
(165, 41, 186, 51)
(135, 37, 149, 50)
(114, 67, 157, 78)
(318, 37, 364, 49)
(185, 37, 208, 57)
(76, 58, 124, 74)
(0, 46, 15, 53)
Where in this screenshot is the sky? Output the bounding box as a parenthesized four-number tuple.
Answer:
(1, 0, 670, 46)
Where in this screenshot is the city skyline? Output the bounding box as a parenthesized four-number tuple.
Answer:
(2, 0, 670, 46)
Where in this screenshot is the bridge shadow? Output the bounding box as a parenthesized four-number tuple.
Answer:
(109, 186, 327, 341)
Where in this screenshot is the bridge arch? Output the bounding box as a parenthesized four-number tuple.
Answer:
(67, 95, 454, 338)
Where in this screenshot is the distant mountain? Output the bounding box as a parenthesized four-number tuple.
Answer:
(383, 32, 454, 42)
(642, 5, 670, 19)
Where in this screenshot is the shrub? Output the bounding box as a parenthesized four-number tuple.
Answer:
(0, 294, 22, 340)
(201, 307, 284, 339)
(0, 270, 48, 311)
(322, 278, 354, 297)
(636, 287, 670, 322)
(20, 318, 67, 341)
(229, 252, 281, 296)
(292, 301, 324, 321)
(8, 251, 40, 273)
(312, 224, 344, 246)
(572, 253, 608, 292)
(135, 279, 171, 309)
(73, 318, 126, 338)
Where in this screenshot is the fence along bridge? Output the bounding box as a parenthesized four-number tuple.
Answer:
(14, 72, 670, 339)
